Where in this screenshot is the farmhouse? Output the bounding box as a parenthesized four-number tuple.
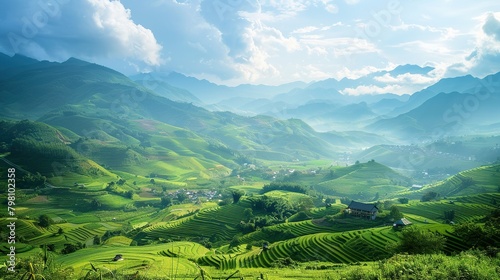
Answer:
(346, 201, 378, 220)
(112, 254, 124, 261)
(393, 218, 412, 227)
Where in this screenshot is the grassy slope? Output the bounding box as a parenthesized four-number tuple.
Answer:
(315, 161, 410, 199)
(399, 163, 500, 199)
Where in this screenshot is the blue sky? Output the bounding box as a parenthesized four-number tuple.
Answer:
(1, 0, 499, 93)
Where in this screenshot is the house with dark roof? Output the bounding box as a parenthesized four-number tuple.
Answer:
(346, 201, 379, 220)
(393, 218, 412, 227)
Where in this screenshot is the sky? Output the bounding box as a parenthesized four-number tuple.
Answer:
(1, 0, 500, 94)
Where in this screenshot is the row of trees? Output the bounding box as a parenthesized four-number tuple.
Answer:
(261, 182, 308, 194)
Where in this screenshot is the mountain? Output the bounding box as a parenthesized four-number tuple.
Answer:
(367, 84, 500, 141)
(307, 64, 435, 91)
(270, 101, 379, 132)
(369, 97, 407, 115)
(0, 53, 39, 72)
(389, 74, 481, 116)
(131, 72, 308, 104)
(0, 54, 351, 181)
(133, 74, 203, 105)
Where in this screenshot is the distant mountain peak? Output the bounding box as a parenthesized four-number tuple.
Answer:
(390, 64, 435, 75)
(0, 52, 40, 71)
(62, 57, 92, 66)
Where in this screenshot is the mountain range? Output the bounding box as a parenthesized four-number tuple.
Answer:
(1, 52, 499, 184)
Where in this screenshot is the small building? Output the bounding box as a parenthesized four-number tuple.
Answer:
(393, 218, 412, 227)
(112, 254, 124, 261)
(346, 201, 379, 220)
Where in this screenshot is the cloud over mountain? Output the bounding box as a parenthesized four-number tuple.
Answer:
(0, 0, 163, 69)
(1, 1, 499, 86)
(446, 12, 500, 78)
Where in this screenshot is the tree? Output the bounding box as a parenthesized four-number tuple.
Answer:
(298, 197, 314, 212)
(61, 243, 83, 254)
(116, 178, 126, 185)
(396, 226, 445, 254)
(38, 214, 53, 228)
(444, 210, 455, 222)
(325, 197, 336, 204)
(176, 192, 188, 203)
(160, 196, 172, 208)
(398, 198, 409, 204)
(93, 235, 101, 245)
(125, 190, 134, 199)
(243, 208, 254, 220)
(90, 199, 102, 209)
(421, 191, 439, 202)
(453, 222, 484, 248)
(232, 189, 245, 203)
(389, 206, 404, 220)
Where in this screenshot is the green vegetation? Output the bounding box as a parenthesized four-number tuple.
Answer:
(1, 55, 500, 279)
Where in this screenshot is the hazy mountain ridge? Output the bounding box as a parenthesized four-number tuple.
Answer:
(0, 54, 354, 170)
(1, 52, 499, 172)
(134, 63, 500, 138)
(131, 71, 309, 104)
(1, 54, 500, 279)
(368, 75, 500, 141)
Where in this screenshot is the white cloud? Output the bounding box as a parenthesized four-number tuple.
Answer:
(374, 73, 438, 85)
(320, 0, 338, 14)
(87, 0, 163, 66)
(292, 26, 319, 34)
(483, 13, 500, 40)
(0, 0, 163, 68)
(3, 0, 499, 88)
(336, 65, 390, 80)
(261, 0, 308, 18)
(341, 84, 403, 95)
(300, 37, 378, 55)
(444, 12, 500, 77)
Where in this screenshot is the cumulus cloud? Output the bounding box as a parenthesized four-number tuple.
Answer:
(200, 0, 260, 62)
(483, 13, 500, 40)
(0, 0, 163, 68)
(198, 0, 305, 83)
(444, 12, 500, 78)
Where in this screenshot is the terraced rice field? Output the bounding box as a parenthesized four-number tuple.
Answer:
(0, 219, 46, 241)
(399, 197, 496, 223)
(198, 227, 399, 270)
(142, 203, 248, 242)
(156, 241, 210, 258)
(56, 242, 201, 279)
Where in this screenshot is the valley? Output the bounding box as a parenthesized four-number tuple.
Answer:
(0, 53, 500, 279)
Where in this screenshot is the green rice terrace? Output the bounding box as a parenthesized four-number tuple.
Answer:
(1, 119, 500, 279)
(1, 158, 500, 279)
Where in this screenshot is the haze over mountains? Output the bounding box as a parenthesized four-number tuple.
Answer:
(129, 55, 500, 138)
(1, 53, 500, 279)
(1, 52, 500, 179)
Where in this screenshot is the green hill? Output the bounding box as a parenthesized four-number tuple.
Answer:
(315, 161, 411, 200)
(404, 163, 500, 199)
(0, 55, 341, 179)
